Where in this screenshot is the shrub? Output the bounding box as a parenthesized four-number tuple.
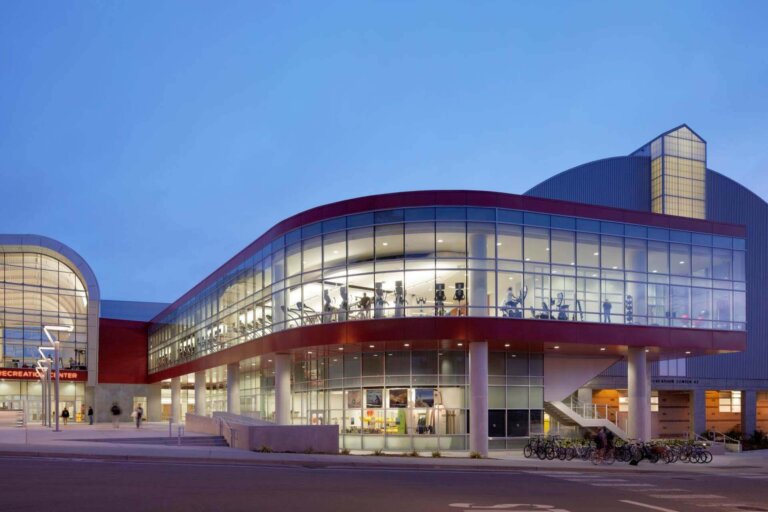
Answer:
(340, 448, 350, 455)
(408, 450, 419, 457)
(469, 451, 483, 459)
(372, 449, 384, 456)
(258, 445, 273, 453)
(431, 451, 442, 458)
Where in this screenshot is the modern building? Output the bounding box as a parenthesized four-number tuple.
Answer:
(0, 125, 762, 455)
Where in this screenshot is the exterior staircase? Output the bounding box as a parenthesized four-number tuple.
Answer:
(545, 397, 629, 440)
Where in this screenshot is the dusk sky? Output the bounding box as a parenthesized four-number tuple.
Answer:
(2, 1, 767, 304)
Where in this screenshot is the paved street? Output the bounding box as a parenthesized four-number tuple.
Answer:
(1, 455, 767, 512)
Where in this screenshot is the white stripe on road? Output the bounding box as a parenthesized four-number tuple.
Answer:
(618, 500, 681, 512)
(647, 494, 725, 500)
(591, 483, 655, 487)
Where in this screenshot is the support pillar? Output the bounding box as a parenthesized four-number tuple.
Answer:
(627, 346, 651, 441)
(577, 387, 593, 405)
(194, 371, 207, 417)
(691, 388, 707, 435)
(468, 233, 489, 317)
(742, 390, 757, 436)
(469, 341, 489, 457)
(227, 363, 240, 415)
(170, 377, 181, 424)
(275, 353, 292, 425)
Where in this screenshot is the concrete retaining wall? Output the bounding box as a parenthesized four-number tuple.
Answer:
(185, 413, 339, 453)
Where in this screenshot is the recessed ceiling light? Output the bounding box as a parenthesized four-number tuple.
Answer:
(554, 345, 560, 349)
(333, 250, 338, 254)
(570, 262, 575, 265)
(525, 258, 531, 261)
(546, 247, 550, 251)
(382, 242, 388, 246)
(645, 349, 650, 353)
(307, 351, 312, 354)
(685, 351, 691, 354)
(404, 343, 410, 347)
(552, 270, 558, 274)
(600, 347, 606, 351)
(611, 266, 617, 270)
(679, 261, 685, 264)
(338, 347, 344, 351)
(652, 269, 658, 273)
(457, 343, 463, 347)
(267, 359, 272, 362)
(437, 239, 444, 243)
(497, 242, 502, 246)
(369, 345, 375, 348)
(504, 343, 510, 348)
(593, 252, 599, 256)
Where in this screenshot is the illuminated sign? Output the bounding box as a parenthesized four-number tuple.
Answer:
(0, 369, 86, 381)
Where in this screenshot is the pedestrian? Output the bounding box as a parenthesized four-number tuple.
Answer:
(61, 406, 70, 425)
(135, 404, 144, 429)
(593, 427, 605, 459)
(110, 402, 121, 428)
(87, 406, 94, 425)
(605, 428, 615, 457)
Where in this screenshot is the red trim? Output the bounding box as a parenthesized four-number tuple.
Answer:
(98, 318, 149, 384)
(150, 190, 746, 323)
(148, 317, 746, 382)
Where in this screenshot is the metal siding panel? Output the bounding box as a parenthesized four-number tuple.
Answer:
(526, 162, 768, 385)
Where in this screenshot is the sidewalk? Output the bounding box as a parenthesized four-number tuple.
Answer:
(1, 424, 766, 473)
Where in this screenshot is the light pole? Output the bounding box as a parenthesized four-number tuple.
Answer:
(36, 346, 53, 427)
(44, 325, 73, 433)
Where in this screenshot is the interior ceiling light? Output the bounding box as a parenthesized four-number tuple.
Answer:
(504, 343, 510, 347)
(404, 343, 410, 347)
(437, 239, 444, 243)
(593, 252, 599, 256)
(553, 345, 560, 349)
(600, 347, 606, 351)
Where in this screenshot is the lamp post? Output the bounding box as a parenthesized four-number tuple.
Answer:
(43, 325, 73, 433)
(36, 346, 53, 427)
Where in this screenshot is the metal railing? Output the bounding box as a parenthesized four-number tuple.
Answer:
(690, 429, 742, 451)
(217, 417, 238, 448)
(563, 396, 627, 432)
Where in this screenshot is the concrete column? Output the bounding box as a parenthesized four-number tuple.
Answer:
(227, 363, 240, 415)
(275, 353, 292, 425)
(469, 233, 488, 317)
(742, 390, 757, 436)
(691, 388, 707, 435)
(469, 341, 489, 457)
(147, 383, 162, 423)
(577, 387, 593, 405)
(627, 346, 651, 441)
(194, 371, 207, 417)
(170, 377, 181, 424)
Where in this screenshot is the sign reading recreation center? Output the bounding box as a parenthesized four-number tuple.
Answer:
(0, 369, 86, 381)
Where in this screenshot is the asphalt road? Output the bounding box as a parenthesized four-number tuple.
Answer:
(1, 456, 767, 512)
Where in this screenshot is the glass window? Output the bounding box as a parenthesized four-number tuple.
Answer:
(550, 230, 575, 266)
(625, 238, 647, 272)
(404, 222, 435, 259)
(303, 237, 322, 273)
(323, 232, 346, 268)
(670, 286, 691, 328)
(600, 236, 623, 270)
(285, 243, 302, 277)
(411, 351, 437, 375)
(625, 281, 646, 325)
(648, 241, 669, 275)
(691, 288, 712, 328)
(497, 224, 522, 260)
(523, 227, 549, 263)
(576, 233, 599, 267)
(692, 246, 711, 278)
(467, 223, 495, 260)
(404, 208, 435, 221)
(375, 224, 404, 260)
(436, 222, 466, 257)
(647, 284, 668, 326)
(733, 251, 746, 281)
(712, 249, 732, 280)
(347, 228, 374, 264)
(670, 243, 691, 276)
(712, 289, 732, 329)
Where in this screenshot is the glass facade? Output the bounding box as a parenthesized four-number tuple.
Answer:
(649, 126, 707, 219)
(0, 252, 90, 369)
(148, 207, 747, 373)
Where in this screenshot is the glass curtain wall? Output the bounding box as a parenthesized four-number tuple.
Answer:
(237, 347, 544, 450)
(0, 252, 89, 369)
(149, 209, 747, 373)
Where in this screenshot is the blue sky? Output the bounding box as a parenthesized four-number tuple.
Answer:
(2, 0, 767, 303)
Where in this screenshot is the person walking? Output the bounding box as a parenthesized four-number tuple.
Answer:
(135, 404, 144, 429)
(61, 407, 70, 426)
(110, 402, 121, 428)
(87, 406, 94, 425)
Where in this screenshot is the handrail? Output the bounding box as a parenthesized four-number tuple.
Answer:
(218, 417, 238, 448)
(693, 429, 741, 445)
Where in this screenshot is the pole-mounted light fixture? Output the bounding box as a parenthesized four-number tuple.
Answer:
(43, 325, 73, 433)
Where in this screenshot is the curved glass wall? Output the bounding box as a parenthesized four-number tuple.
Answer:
(0, 251, 90, 422)
(149, 207, 747, 373)
(0, 252, 89, 369)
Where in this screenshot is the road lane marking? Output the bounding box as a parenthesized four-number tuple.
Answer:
(648, 494, 725, 500)
(591, 483, 655, 487)
(619, 500, 680, 512)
